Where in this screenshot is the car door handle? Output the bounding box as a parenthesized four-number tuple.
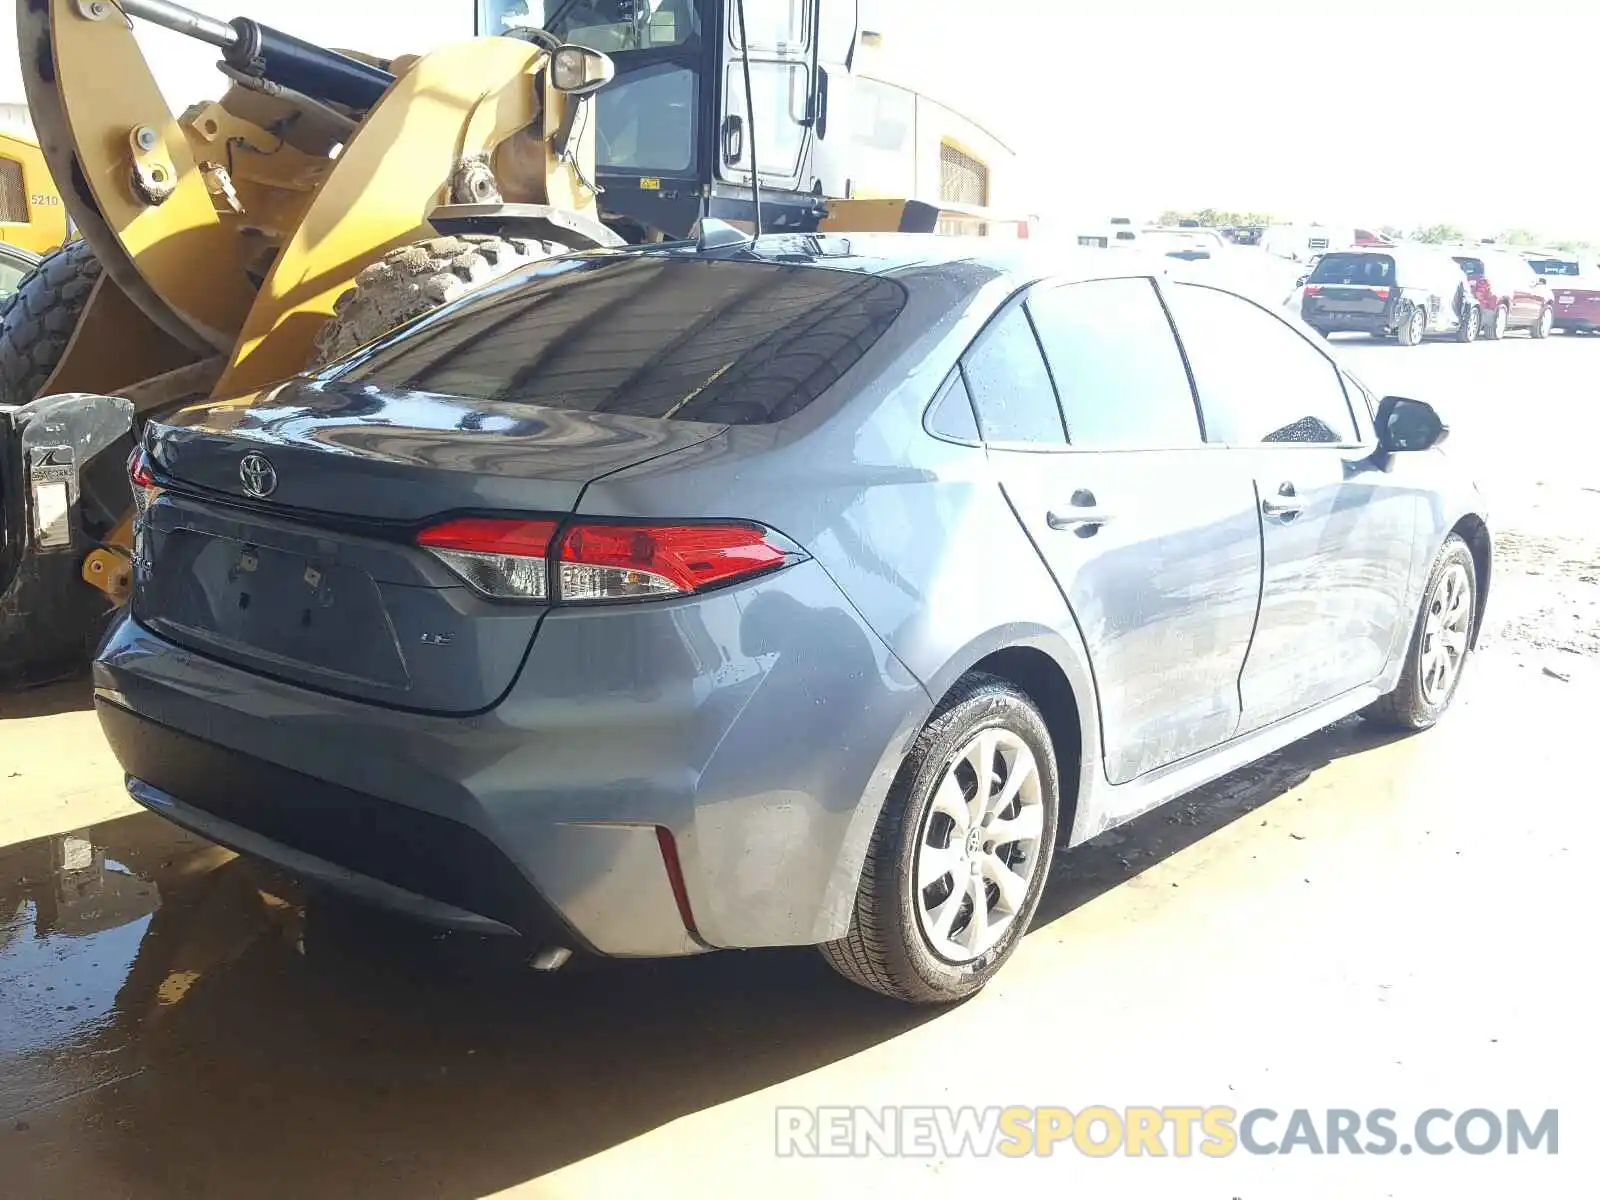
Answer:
(1047, 489, 1113, 531)
(1261, 482, 1303, 519)
(1047, 509, 1115, 529)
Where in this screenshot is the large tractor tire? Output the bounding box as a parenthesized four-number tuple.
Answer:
(0, 239, 103, 407)
(310, 235, 565, 366)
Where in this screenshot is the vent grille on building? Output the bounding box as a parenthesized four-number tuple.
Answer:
(938, 143, 989, 236)
(0, 158, 28, 225)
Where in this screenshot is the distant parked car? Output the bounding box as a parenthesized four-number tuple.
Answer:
(92, 236, 1492, 1004)
(1450, 249, 1553, 340)
(1301, 247, 1481, 344)
(1524, 254, 1591, 279)
(1551, 277, 1600, 334)
(1142, 227, 1231, 261)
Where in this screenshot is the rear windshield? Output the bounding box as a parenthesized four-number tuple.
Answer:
(1308, 253, 1395, 285)
(1529, 258, 1580, 276)
(1452, 256, 1484, 278)
(327, 255, 908, 425)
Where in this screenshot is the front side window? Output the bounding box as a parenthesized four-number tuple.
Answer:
(480, 0, 701, 51)
(1025, 277, 1201, 449)
(1163, 283, 1358, 445)
(597, 63, 697, 173)
(480, 2, 704, 175)
(960, 306, 1065, 447)
(330, 256, 907, 426)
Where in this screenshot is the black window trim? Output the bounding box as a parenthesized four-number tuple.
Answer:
(1160, 279, 1370, 450)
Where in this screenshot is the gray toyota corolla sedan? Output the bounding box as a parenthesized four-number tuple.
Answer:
(94, 234, 1491, 1004)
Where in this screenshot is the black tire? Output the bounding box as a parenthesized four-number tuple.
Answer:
(0, 239, 103, 407)
(1529, 304, 1552, 339)
(1455, 305, 1481, 343)
(1396, 302, 1425, 346)
(311, 234, 566, 365)
(819, 674, 1061, 1004)
(1363, 534, 1477, 732)
(1483, 303, 1508, 341)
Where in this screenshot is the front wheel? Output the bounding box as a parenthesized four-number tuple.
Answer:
(1530, 305, 1553, 339)
(1363, 534, 1477, 731)
(820, 675, 1060, 1003)
(1484, 304, 1508, 340)
(1455, 306, 1481, 343)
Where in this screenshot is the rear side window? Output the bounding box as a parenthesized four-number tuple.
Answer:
(960, 306, 1065, 446)
(1026, 277, 1201, 449)
(1308, 253, 1394, 285)
(925, 370, 980, 442)
(1164, 283, 1358, 445)
(329, 256, 907, 425)
(1452, 256, 1485, 279)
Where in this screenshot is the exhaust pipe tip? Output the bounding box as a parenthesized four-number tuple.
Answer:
(529, 946, 572, 972)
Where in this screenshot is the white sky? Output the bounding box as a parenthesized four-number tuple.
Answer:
(881, 0, 1600, 240)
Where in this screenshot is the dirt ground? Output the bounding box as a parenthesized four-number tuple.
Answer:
(0, 334, 1596, 1199)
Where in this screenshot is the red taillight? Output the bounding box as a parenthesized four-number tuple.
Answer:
(127, 446, 161, 514)
(128, 446, 154, 489)
(1372, 286, 1391, 299)
(1303, 284, 1322, 295)
(558, 522, 788, 602)
(415, 517, 790, 603)
(416, 517, 559, 601)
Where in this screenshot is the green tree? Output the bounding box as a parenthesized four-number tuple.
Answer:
(1413, 223, 1467, 245)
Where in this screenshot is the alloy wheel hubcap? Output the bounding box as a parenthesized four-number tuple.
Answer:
(1420, 563, 1472, 705)
(1541, 308, 1552, 336)
(914, 728, 1046, 963)
(1496, 308, 1508, 337)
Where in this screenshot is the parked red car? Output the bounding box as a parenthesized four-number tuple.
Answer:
(1450, 250, 1553, 339)
(1551, 279, 1600, 334)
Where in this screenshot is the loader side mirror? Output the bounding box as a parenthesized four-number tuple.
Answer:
(550, 45, 614, 97)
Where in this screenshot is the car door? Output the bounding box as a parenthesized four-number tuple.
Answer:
(721, 0, 814, 194)
(968, 278, 1262, 785)
(1161, 281, 1418, 733)
(1509, 256, 1545, 325)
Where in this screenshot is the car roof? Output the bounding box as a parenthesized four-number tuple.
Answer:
(616, 232, 1178, 292)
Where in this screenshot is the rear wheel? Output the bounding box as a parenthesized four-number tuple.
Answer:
(1397, 303, 1426, 346)
(820, 675, 1060, 1003)
(311, 235, 568, 366)
(1363, 535, 1477, 731)
(1484, 303, 1508, 340)
(1455, 306, 1481, 343)
(1530, 305, 1553, 339)
(0, 239, 103, 407)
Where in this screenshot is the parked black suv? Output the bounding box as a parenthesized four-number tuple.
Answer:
(1301, 248, 1480, 345)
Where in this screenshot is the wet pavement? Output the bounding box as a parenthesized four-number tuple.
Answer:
(0, 335, 1596, 1197)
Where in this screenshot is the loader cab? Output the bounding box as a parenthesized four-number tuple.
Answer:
(479, 0, 851, 241)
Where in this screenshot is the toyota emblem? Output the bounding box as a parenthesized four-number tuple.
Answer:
(239, 453, 278, 499)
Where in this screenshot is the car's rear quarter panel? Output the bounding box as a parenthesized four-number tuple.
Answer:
(582, 263, 1108, 885)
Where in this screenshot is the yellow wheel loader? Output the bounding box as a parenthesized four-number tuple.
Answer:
(0, 0, 1023, 683)
(0, 0, 629, 681)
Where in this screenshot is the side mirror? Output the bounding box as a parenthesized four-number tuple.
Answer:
(1295, 275, 1308, 287)
(1537, 276, 1549, 286)
(1375, 395, 1448, 453)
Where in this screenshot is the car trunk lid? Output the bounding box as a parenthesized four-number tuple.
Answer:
(135, 382, 727, 713)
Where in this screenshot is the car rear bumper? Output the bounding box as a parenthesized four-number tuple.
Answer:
(92, 559, 931, 957)
(1305, 311, 1391, 333)
(1553, 317, 1600, 331)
